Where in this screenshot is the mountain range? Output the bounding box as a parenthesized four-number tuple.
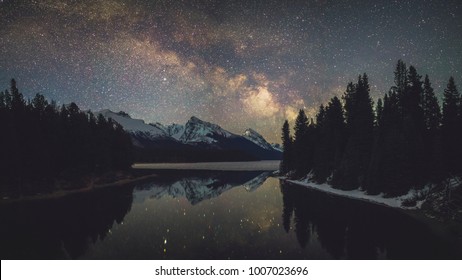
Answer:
(98, 110, 282, 162)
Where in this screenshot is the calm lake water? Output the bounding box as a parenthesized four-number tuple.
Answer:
(1, 170, 460, 259)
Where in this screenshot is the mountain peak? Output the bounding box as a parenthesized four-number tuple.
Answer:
(116, 111, 131, 118)
(98, 109, 113, 115)
(97, 109, 168, 140)
(97, 110, 281, 159)
(189, 116, 202, 122)
(181, 116, 233, 144)
(242, 128, 274, 150)
(244, 128, 260, 137)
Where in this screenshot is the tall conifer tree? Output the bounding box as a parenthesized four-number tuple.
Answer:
(280, 120, 293, 174)
(442, 77, 461, 175)
(336, 74, 374, 189)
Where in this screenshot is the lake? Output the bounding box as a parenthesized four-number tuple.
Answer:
(1, 168, 460, 259)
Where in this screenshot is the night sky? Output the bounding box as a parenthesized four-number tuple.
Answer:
(1, 0, 461, 143)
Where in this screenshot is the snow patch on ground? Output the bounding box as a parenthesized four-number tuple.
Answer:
(286, 178, 429, 210)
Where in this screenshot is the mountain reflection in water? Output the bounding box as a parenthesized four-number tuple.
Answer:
(0, 171, 460, 259)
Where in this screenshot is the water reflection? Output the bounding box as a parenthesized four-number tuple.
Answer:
(280, 182, 460, 259)
(1, 172, 460, 259)
(0, 185, 134, 259)
(0, 171, 271, 259)
(133, 170, 271, 205)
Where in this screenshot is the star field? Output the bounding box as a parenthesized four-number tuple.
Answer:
(1, 0, 461, 143)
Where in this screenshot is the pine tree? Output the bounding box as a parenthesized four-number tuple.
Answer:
(441, 77, 461, 175)
(293, 109, 310, 175)
(316, 105, 326, 127)
(343, 82, 356, 127)
(31, 93, 48, 118)
(369, 64, 427, 194)
(393, 60, 408, 98)
(404, 66, 423, 120)
(294, 109, 309, 144)
(280, 120, 293, 174)
(422, 75, 442, 131)
(323, 96, 346, 185)
(402, 65, 426, 188)
(311, 97, 345, 183)
(0, 91, 5, 110)
(368, 88, 407, 195)
(0, 80, 134, 196)
(3, 89, 12, 109)
(335, 74, 374, 189)
(375, 98, 383, 127)
(312, 104, 328, 182)
(421, 75, 443, 181)
(10, 79, 25, 113)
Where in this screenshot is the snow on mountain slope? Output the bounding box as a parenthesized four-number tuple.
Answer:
(243, 128, 274, 150)
(98, 110, 281, 158)
(165, 123, 185, 140)
(271, 143, 283, 152)
(180, 116, 235, 144)
(148, 122, 168, 133)
(97, 110, 169, 139)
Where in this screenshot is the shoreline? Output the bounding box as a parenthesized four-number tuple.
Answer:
(284, 178, 462, 248)
(0, 173, 158, 205)
(285, 178, 424, 209)
(132, 160, 280, 171)
(1, 161, 279, 204)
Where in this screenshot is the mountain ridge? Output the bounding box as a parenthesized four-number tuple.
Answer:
(97, 109, 282, 162)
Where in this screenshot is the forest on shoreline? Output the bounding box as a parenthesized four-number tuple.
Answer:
(0, 79, 134, 197)
(280, 60, 462, 197)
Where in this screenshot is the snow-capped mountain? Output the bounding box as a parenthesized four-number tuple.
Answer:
(98, 110, 169, 140)
(165, 123, 185, 140)
(97, 110, 282, 161)
(180, 116, 235, 145)
(243, 128, 274, 151)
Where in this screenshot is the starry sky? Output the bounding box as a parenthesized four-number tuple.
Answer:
(1, 0, 461, 143)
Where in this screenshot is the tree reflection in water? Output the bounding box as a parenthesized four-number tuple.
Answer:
(0, 170, 270, 259)
(0, 185, 134, 259)
(1, 173, 460, 259)
(280, 182, 459, 259)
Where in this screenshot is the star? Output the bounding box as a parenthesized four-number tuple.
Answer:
(0, 0, 461, 143)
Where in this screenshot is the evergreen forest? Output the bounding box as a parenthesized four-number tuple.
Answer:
(0, 79, 134, 197)
(280, 60, 462, 196)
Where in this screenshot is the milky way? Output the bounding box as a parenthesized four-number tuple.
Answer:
(1, 0, 461, 143)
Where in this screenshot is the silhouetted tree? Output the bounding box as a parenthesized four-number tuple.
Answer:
(422, 75, 443, 181)
(422, 75, 442, 131)
(312, 96, 345, 184)
(375, 98, 383, 127)
(401, 65, 426, 188)
(0, 80, 134, 197)
(394, 59, 408, 97)
(335, 74, 374, 189)
(281, 60, 461, 197)
(280, 120, 293, 174)
(293, 109, 310, 176)
(441, 77, 461, 175)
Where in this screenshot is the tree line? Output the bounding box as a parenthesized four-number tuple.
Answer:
(280, 60, 462, 196)
(0, 79, 133, 196)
